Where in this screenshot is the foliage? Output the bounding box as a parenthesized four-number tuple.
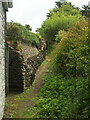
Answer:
(36, 75, 88, 118)
(7, 22, 39, 46)
(51, 20, 89, 77)
(55, 30, 66, 42)
(47, 1, 79, 18)
(37, 2, 83, 50)
(35, 20, 89, 118)
(81, 4, 90, 17)
(36, 33, 42, 41)
(82, 5, 90, 10)
(25, 24, 32, 31)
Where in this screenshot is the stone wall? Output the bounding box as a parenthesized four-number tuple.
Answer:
(0, 2, 6, 119)
(8, 47, 46, 92)
(23, 52, 45, 90)
(9, 49, 24, 92)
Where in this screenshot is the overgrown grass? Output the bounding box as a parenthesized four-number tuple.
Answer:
(4, 59, 49, 118)
(4, 81, 37, 118)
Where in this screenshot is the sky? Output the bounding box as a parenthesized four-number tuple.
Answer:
(7, 0, 89, 32)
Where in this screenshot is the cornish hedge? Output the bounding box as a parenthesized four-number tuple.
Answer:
(35, 20, 89, 118)
(7, 22, 39, 46)
(51, 19, 89, 77)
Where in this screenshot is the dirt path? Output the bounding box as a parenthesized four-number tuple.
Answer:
(15, 59, 49, 118)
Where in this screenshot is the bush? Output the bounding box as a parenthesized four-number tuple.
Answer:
(37, 2, 83, 49)
(35, 20, 89, 118)
(51, 20, 89, 78)
(7, 22, 39, 46)
(36, 75, 88, 118)
(55, 30, 66, 42)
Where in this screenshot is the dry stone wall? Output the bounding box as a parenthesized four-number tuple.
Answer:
(23, 53, 45, 90)
(9, 49, 24, 92)
(8, 47, 46, 92)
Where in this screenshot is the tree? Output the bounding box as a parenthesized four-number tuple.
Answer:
(47, 0, 65, 18)
(38, 2, 82, 50)
(55, 0, 66, 8)
(82, 4, 90, 16)
(82, 5, 89, 10)
(25, 24, 32, 31)
(47, 0, 79, 18)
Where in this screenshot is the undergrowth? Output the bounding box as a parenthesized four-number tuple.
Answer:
(32, 20, 89, 118)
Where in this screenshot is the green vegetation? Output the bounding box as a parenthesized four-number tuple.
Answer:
(37, 2, 84, 50)
(51, 20, 89, 77)
(4, 88, 32, 118)
(5, 1, 89, 119)
(25, 24, 32, 31)
(34, 19, 89, 118)
(7, 22, 39, 46)
(4, 59, 48, 118)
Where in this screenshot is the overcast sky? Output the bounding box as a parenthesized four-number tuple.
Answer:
(7, 0, 89, 32)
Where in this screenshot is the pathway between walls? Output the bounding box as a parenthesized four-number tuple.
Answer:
(4, 57, 50, 118)
(17, 60, 49, 118)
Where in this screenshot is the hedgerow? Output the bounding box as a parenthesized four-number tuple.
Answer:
(7, 22, 39, 46)
(51, 19, 89, 77)
(37, 2, 84, 50)
(35, 20, 89, 118)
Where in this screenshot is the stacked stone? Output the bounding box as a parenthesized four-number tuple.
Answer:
(9, 50, 24, 92)
(23, 53, 44, 89)
(9, 47, 45, 92)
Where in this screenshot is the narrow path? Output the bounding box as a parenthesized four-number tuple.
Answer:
(15, 59, 49, 118)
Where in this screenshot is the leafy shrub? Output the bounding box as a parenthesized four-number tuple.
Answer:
(36, 75, 88, 118)
(37, 2, 83, 49)
(55, 30, 66, 42)
(7, 22, 39, 46)
(47, 2, 80, 18)
(35, 20, 89, 118)
(51, 20, 89, 78)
